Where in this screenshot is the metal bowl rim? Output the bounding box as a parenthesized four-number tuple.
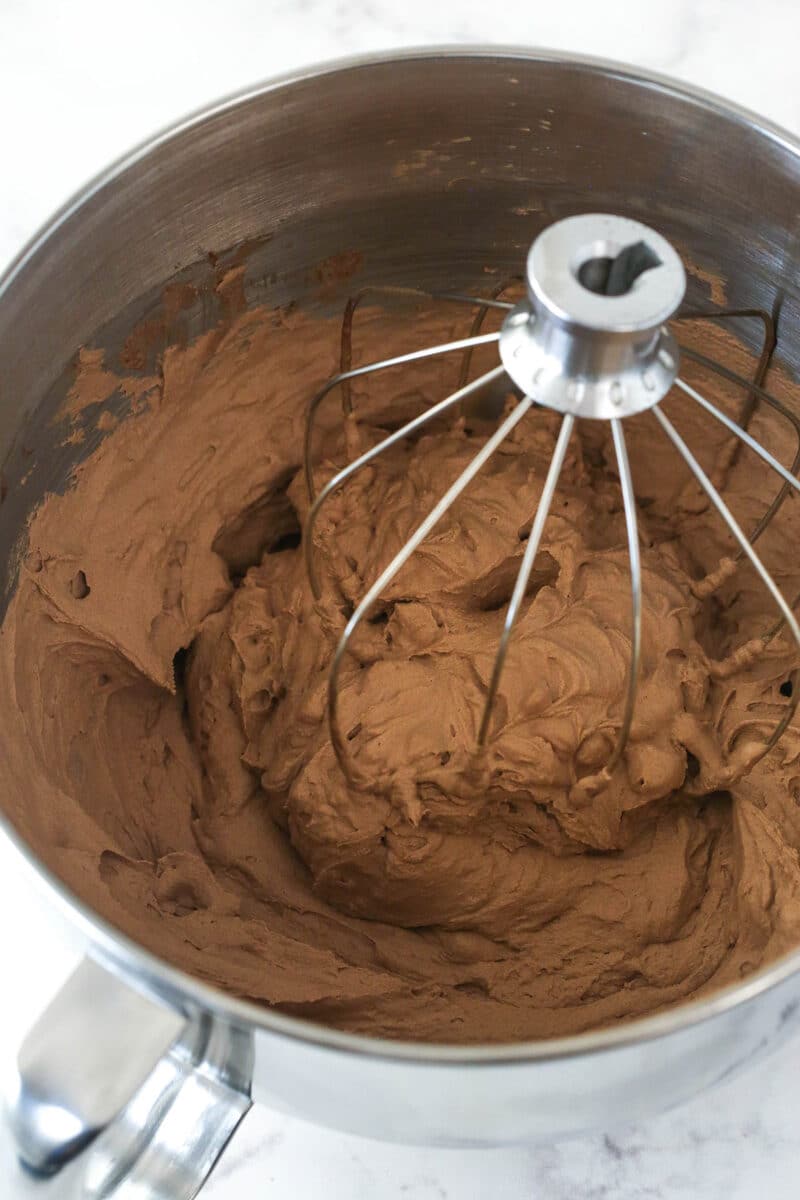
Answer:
(3, 43, 800, 1065)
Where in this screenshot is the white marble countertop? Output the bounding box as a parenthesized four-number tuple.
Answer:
(2, 1, 800, 1196)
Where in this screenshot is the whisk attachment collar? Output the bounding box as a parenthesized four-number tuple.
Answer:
(500, 214, 685, 419)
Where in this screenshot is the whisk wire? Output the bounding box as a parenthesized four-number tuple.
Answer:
(677, 347, 800, 554)
(304, 330, 501, 502)
(338, 285, 513, 415)
(653, 405, 800, 764)
(328, 392, 537, 779)
(606, 418, 643, 773)
(675, 377, 800, 495)
(304, 365, 507, 599)
(675, 308, 776, 441)
(477, 413, 575, 747)
(456, 278, 521, 390)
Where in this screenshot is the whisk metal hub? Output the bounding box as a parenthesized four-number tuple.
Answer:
(500, 214, 686, 419)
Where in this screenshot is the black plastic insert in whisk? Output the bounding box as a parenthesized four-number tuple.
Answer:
(577, 238, 662, 297)
(302, 214, 800, 789)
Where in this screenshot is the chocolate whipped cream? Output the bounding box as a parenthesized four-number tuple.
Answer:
(2, 288, 800, 1044)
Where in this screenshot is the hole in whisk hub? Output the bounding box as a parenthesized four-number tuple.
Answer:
(576, 240, 662, 297)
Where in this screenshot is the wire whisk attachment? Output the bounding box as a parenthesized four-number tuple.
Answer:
(303, 214, 800, 792)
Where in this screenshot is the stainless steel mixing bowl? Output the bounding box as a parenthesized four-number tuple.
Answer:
(3, 48, 800, 1199)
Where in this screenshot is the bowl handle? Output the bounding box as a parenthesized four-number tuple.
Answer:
(4, 956, 253, 1196)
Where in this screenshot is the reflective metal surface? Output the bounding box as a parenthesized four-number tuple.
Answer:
(8, 960, 185, 1174)
(3, 47, 800, 1194)
(500, 214, 685, 418)
(4, 959, 251, 1197)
